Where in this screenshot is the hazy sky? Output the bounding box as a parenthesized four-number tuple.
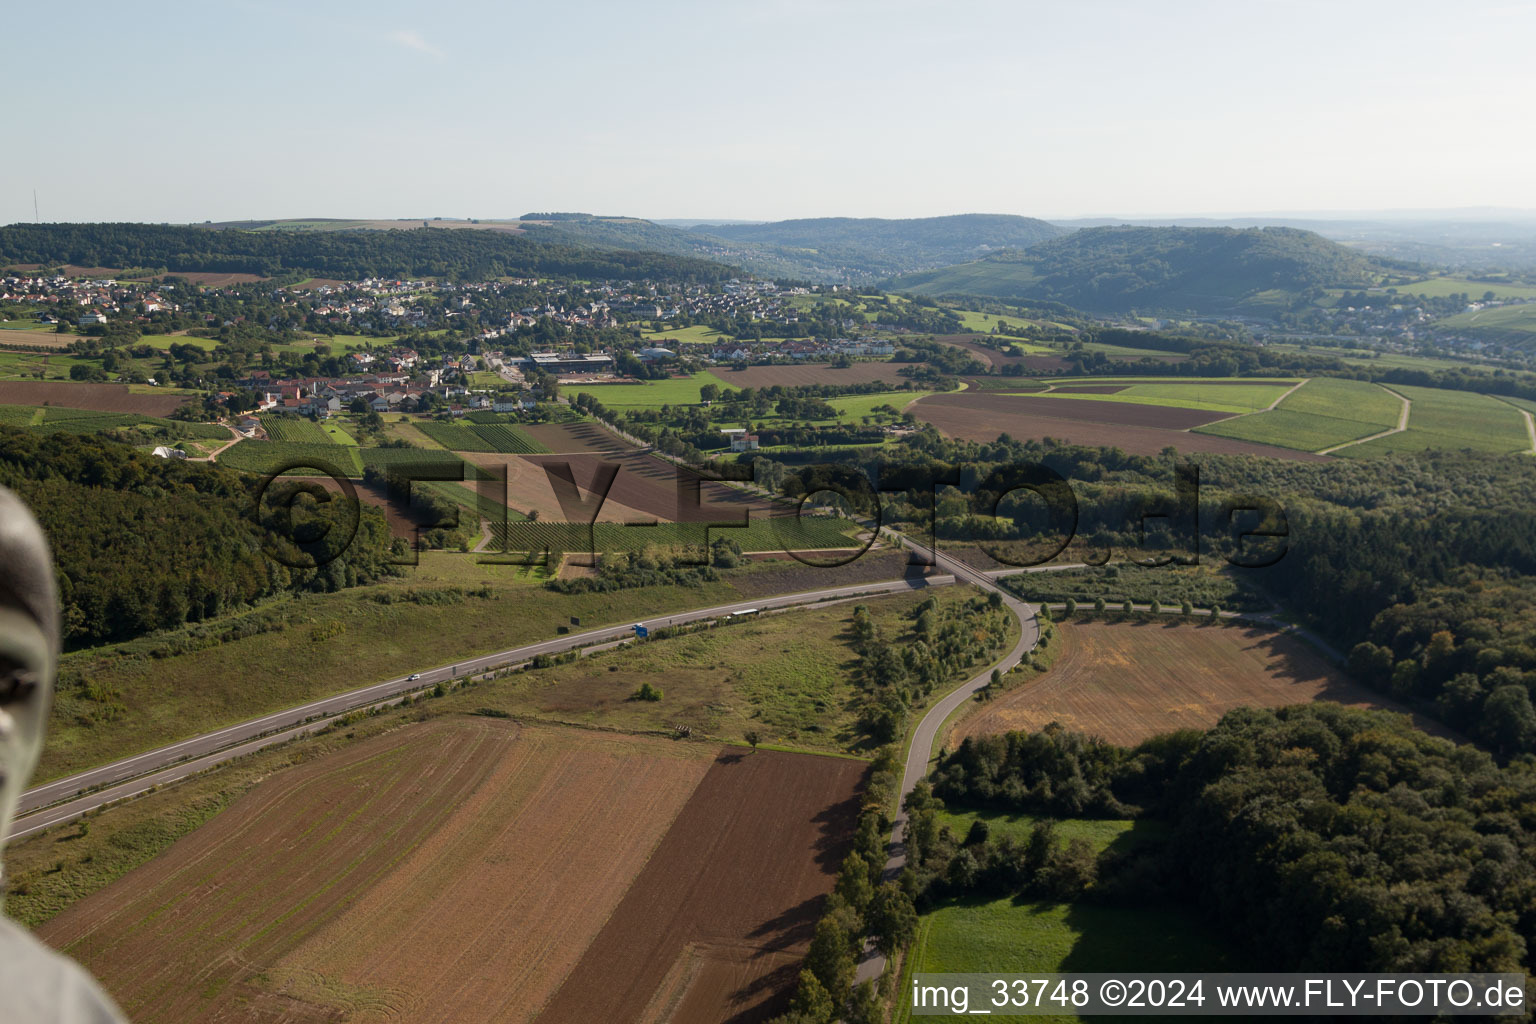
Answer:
(8, 0, 1534, 224)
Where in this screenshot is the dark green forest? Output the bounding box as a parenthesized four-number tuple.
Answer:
(918, 706, 1536, 973)
(0, 428, 397, 647)
(0, 223, 735, 282)
(692, 214, 1066, 278)
(774, 437, 1536, 759)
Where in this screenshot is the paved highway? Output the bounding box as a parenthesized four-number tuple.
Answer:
(10, 573, 958, 840)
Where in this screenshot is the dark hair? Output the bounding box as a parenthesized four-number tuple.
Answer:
(0, 486, 59, 656)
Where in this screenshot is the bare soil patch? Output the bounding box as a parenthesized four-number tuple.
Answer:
(519, 450, 787, 524)
(913, 392, 1324, 460)
(459, 451, 654, 522)
(0, 381, 189, 415)
(521, 420, 632, 454)
(952, 621, 1425, 747)
(934, 335, 1012, 369)
(538, 748, 866, 1024)
(40, 720, 715, 1024)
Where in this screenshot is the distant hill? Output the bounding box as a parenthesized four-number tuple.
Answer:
(513, 215, 822, 280)
(692, 214, 1066, 279)
(886, 225, 1408, 313)
(0, 222, 736, 282)
(117, 213, 1069, 284)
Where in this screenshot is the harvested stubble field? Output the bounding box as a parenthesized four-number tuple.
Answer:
(711, 360, 915, 387)
(0, 328, 79, 349)
(952, 621, 1423, 747)
(40, 720, 719, 1024)
(538, 747, 866, 1024)
(0, 380, 189, 416)
(913, 391, 1325, 460)
(459, 451, 655, 522)
(518, 449, 781, 524)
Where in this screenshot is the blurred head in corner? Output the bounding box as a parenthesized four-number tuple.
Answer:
(0, 483, 58, 886)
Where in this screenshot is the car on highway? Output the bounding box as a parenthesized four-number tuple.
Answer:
(407, 673, 421, 681)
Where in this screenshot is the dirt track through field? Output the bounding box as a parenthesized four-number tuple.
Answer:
(40, 720, 716, 1024)
(537, 748, 866, 1024)
(952, 621, 1419, 747)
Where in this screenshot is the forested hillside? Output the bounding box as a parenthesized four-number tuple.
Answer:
(515, 214, 820, 279)
(887, 225, 1406, 312)
(0, 223, 735, 282)
(0, 428, 396, 647)
(809, 438, 1536, 759)
(919, 705, 1535, 973)
(694, 214, 1066, 279)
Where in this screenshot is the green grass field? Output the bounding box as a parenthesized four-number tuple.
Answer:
(1337, 384, 1532, 457)
(0, 350, 100, 380)
(1438, 302, 1536, 342)
(321, 420, 358, 445)
(931, 808, 1161, 855)
(1374, 277, 1536, 301)
(568, 370, 731, 408)
(895, 899, 1236, 1023)
(1194, 377, 1402, 452)
(1263, 341, 1496, 374)
(217, 439, 363, 476)
(462, 587, 977, 753)
(639, 325, 738, 345)
(1025, 378, 1299, 416)
(40, 571, 762, 782)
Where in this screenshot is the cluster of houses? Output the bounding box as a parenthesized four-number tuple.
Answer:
(702, 337, 895, 363)
(1, 273, 179, 326)
(230, 369, 536, 421)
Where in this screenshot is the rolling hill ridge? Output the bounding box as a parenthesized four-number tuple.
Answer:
(886, 224, 1411, 313)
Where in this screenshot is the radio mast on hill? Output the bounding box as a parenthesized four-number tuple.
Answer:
(34, 190, 39, 222)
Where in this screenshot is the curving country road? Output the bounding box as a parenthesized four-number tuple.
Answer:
(10, 574, 960, 841)
(856, 531, 1041, 983)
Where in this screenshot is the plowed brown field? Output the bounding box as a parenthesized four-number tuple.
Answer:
(913, 391, 1325, 460)
(537, 748, 866, 1024)
(460, 451, 654, 522)
(711, 361, 913, 387)
(521, 420, 630, 453)
(520, 450, 784, 524)
(0, 381, 189, 415)
(39, 720, 716, 1024)
(951, 621, 1421, 747)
